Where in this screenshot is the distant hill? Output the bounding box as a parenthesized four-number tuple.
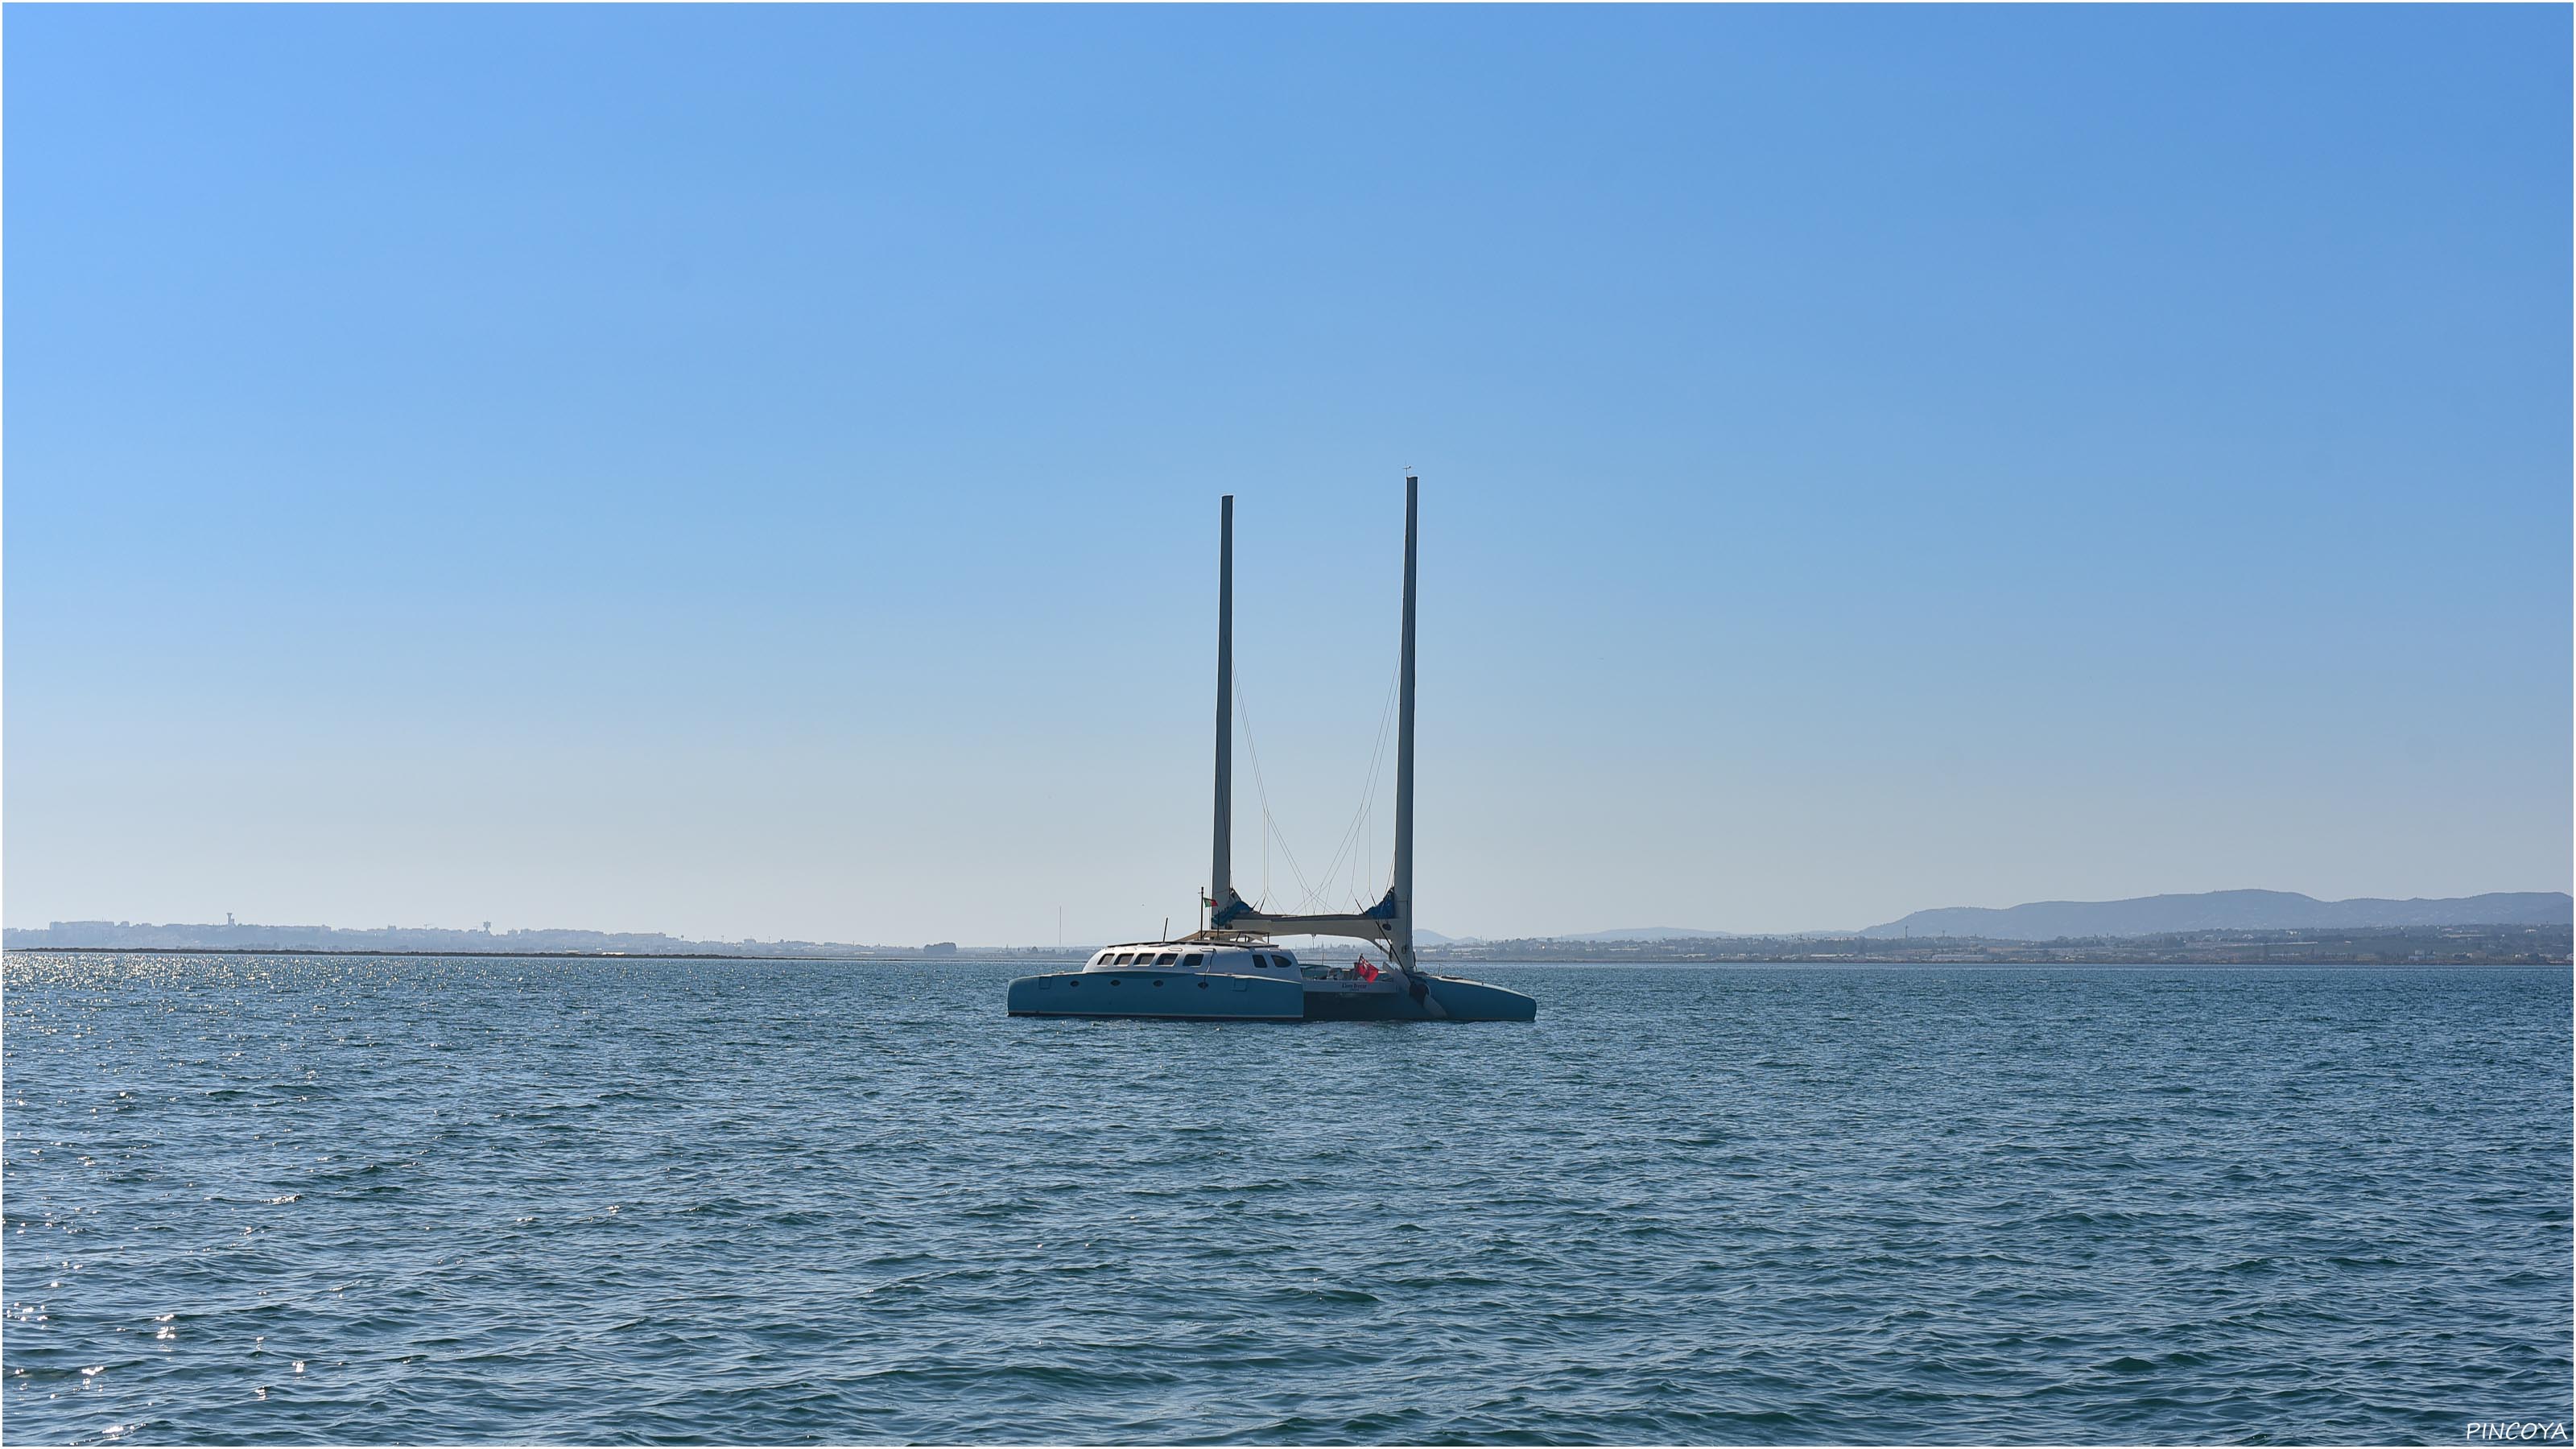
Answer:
(1860, 890, 2573, 941)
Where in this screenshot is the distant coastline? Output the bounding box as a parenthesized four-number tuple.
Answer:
(1422, 925, 2569, 967)
(10, 886, 2566, 965)
(7, 926, 2566, 968)
(0, 942, 1043, 962)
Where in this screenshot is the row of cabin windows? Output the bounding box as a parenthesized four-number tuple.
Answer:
(1094, 950, 1299, 970)
(1100, 951, 1202, 968)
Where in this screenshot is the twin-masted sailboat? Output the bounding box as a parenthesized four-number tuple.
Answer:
(1005, 476, 1537, 1022)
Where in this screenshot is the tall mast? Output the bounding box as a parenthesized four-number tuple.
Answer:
(1391, 473, 1418, 969)
(1210, 493, 1235, 919)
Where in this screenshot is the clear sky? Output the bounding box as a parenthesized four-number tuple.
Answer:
(7, 5, 2569, 943)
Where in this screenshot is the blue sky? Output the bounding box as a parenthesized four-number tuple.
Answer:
(7, 5, 2568, 943)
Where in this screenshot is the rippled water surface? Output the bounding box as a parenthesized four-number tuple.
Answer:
(4, 956, 2568, 1443)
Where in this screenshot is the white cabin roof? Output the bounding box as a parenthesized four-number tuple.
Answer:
(1083, 942, 1300, 974)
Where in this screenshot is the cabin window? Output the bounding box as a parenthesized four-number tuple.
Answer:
(1182, 953, 1203, 966)
(1154, 952, 1177, 966)
(1114, 953, 1136, 965)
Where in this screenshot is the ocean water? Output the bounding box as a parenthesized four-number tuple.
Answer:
(3, 955, 2567, 1445)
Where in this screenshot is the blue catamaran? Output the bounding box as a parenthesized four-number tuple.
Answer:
(1006, 477, 1537, 1023)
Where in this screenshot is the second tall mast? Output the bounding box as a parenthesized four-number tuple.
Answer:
(1210, 493, 1234, 920)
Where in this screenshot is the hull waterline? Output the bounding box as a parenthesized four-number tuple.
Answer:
(1006, 967, 1534, 1022)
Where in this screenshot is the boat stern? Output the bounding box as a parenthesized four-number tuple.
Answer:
(1420, 972, 1538, 1021)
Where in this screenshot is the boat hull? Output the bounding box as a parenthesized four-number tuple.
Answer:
(1006, 969, 1305, 1021)
(1007, 968, 1534, 1022)
(1303, 972, 1538, 1022)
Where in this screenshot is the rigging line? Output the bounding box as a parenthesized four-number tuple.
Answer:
(1292, 662, 1403, 914)
(1354, 660, 1401, 897)
(1264, 807, 1307, 906)
(1232, 671, 1318, 907)
(1358, 662, 1399, 898)
(1286, 555, 1414, 914)
(1368, 675, 1396, 898)
(1296, 663, 1400, 914)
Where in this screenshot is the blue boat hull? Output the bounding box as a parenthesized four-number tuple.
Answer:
(1005, 969, 1534, 1022)
(1005, 969, 1305, 1021)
